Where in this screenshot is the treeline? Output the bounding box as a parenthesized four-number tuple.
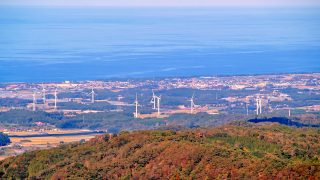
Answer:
(249, 117, 320, 128)
(0, 109, 241, 132)
(0, 110, 63, 126)
(0, 98, 31, 107)
(56, 102, 116, 111)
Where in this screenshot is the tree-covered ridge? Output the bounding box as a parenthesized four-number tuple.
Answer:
(0, 133, 10, 146)
(0, 123, 319, 179)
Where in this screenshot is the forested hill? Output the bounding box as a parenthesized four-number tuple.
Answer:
(0, 122, 320, 179)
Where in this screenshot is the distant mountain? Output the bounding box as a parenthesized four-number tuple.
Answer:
(0, 122, 319, 179)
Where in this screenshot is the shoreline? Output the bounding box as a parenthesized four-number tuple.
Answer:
(0, 72, 319, 84)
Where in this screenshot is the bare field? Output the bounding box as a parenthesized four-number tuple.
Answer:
(11, 135, 97, 146)
(7, 129, 91, 136)
(0, 134, 99, 161)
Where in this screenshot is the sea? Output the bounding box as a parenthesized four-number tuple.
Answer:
(0, 6, 319, 82)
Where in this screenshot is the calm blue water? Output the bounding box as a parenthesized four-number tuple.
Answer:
(0, 7, 319, 82)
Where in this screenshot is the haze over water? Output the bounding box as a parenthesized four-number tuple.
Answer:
(0, 7, 319, 82)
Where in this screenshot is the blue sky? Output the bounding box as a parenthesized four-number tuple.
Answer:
(1, 0, 320, 7)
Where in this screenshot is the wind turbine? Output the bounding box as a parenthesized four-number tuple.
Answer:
(116, 95, 124, 111)
(256, 97, 260, 115)
(88, 88, 95, 103)
(288, 108, 291, 117)
(259, 98, 262, 114)
(32, 91, 37, 112)
(151, 90, 161, 116)
(117, 95, 123, 102)
(150, 90, 156, 110)
(42, 84, 46, 104)
(246, 103, 249, 116)
(156, 95, 161, 116)
(134, 94, 139, 118)
(189, 93, 196, 114)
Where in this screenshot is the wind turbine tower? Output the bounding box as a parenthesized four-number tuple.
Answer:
(151, 90, 161, 116)
(256, 98, 259, 115)
(42, 84, 46, 104)
(116, 95, 124, 111)
(189, 93, 196, 114)
(259, 98, 262, 114)
(255, 97, 263, 115)
(32, 92, 37, 111)
(288, 108, 291, 117)
(117, 95, 123, 102)
(134, 94, 139, 118)
(150, 90, 156, 110)
(156, 95, 161, 116)
(89, 88, 95, 103)
(246, 103, 249, 116)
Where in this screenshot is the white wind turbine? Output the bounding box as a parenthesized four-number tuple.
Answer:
(150, 90, 157, 110)
(288, 108, 291, 117)
(88, 88, 95, 103)
(287, 105, 291, 117)
(156, 95, 161, 116)
(32, 91, 37, 112)
(256, 97, 260, 115)
(42, 84, 46, 104)
(246, 103, 249, 116)
(151, 90, 161, 116)
(134, 94, 139, 118)
(256, 98, 260, 115)
(189, 93, 196, 114)
(255, 97, 263, 115)
(259, 98, 262, 114)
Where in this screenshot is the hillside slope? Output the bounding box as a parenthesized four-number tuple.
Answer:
(0, 122, 320, 179)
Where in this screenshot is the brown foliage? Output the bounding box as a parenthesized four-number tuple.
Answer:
(0, 123, 319, 179)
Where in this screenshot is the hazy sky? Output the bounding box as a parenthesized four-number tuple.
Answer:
(1, 0, 320, 7)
